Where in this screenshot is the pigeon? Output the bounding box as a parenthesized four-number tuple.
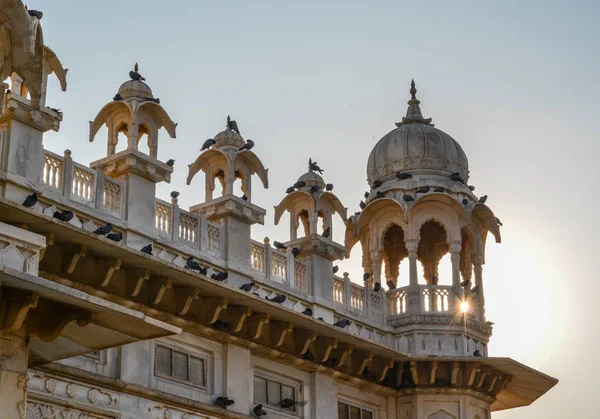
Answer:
(48, 107, 62, 115)
(359, 201, 366, 209)
(403, 195, 414, 202)
(364, 191, 370, 199)
(396, 172, 412, 180)
(280, 398, 306, 409)
(301, 307, 313, 316)
(286, 187, 295, 194)
(242, 195, 248, 201)
(22, 192, 38, 208)
(53, 209, 74, 222)
(450, 172, 465, 183)
(93, 223, 112, 235)
(317, 317, 325, 321)
(273, 241, 286, 250)
(141, 244, 153, 255)
(239, 139, 254, 151)
(253, 404, 267, 417)
(461, 279, 471, 288)
(416, 186, 430, 194)
(325, 183, 334, 191)
(113, 93, 123, 101)
(171, 191, 180, 199)
(354, 211, 361, 216)
(291, 248, 301, 257)
(293, 180, 306, 189)
(433, 187, 445, 193)
(322, 226, 331, 238)
(468, 185, 476, 191)
(372, 180, 382, 188)
(200, 138, 216, 151)
(374, 191, 385, 199)
(166, 159, 175, 167)
(363, 272, 371, 281)
(386, 280, 396, 290)
(462, 199, 469, 206)
(239, 282, 255, 292)
(252, 292, 261, 297)
(373, 282, 381, 292)
(333, 318, 351, 328)
(266, 294, 286, 304)
(310, 185, 321, 194)
(106, 232, 123, 242)
(471, 285, 480, 294)
(227, 115, 240, 135)
(213, 319, 229, 330)
(5, 89, 9, 94)
(143, 97, 160, 104)
(473, 350, 482, 357)
(185, 256, 203, 271)
(478, 195, 488, 204)
(215, 396, 235, 408)
(129, 63, 145, 81)
(310, 160, 323, 174)
(211, 271, 229, 281)
(27, 9, 43, 19)
(333, 265, 339, 274)
(495, 217, 503, 227)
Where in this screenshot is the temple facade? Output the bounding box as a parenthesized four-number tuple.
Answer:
(0, 1, 556, 418)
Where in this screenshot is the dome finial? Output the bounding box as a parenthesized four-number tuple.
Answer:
(410, 79, 417, 100)
(134, 62, 139, 73)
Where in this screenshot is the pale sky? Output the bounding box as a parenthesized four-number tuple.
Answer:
(35, 1, 599, 417)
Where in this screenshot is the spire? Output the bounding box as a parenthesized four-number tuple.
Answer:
(134, 62, 139, 73)
(395, 79, 433, 127)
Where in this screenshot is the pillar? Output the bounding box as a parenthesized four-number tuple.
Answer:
(473, 255, 485, 320)
(224, 344, 253, 414)
(370, 250, 382, 287)
(310, 373, 337, 419)
(449, 241, 462, 311)
(406, 239, 421, 313)
(0, 333, 29, 419)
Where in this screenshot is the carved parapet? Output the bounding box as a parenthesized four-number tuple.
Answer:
(90, 149, 173, 184)
(0, 221, 46, 275)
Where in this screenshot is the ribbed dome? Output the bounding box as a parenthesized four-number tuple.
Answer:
(214, 128, 245, 148)
(118, 80, 153, 99)
(367, 81, 469, 184)
(297, 171, 325, 188)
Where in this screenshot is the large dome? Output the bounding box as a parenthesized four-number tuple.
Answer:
(367, 82, 469, 184)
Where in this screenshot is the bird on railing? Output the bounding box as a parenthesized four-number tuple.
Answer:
(473, 350, 482, 357)
(359, 201, 366, 209)
(291, 248, 301, 257)
(129, 63, 145, 81)
(373, 282, 381, 292)
(266, 294, 286, 304)
(239, 139, 254, 151)
(200, 138, 216, 152)
(433, 187, 445, 193)
(141, 244, 153, 255)
(461, 279, 471, 288)
(186, 256, 208, 275)
(166, 159, 175, 167)
(310, 185, 321, 194)
(301, 307, 313, 316)
(325, 183, 334, 192)
(387, 280, 396, 290)
(293, 180, 306, 189)
(227, 115, 241, 135)
(322, 226, 331, 238)
(478, 195, 488, 204)
(22, 192, 39, 208)
(374, 191, 385, 199)
(372, 180, 382, 188)
(396, 172, 412, 180)
(211, 271, 228, 282)
(468, 185, 476, 191)
(309, 159, 324, 174)
(113, 93, 123, 101)
(253, 404, 267, 417)
(273, 241, 286, 250)
(285, 186, 295, 194)
(462, 199, 469, 206)
(53, 209, 74, 222)
(333, 265, 339, 274)
(105, 232, 123, 242)
(239, 282, 255, 292)
(450, 172, 465, 184)
(27, 9, 43, 19)
(403, 194, 414, 202)
(215, 396, 235, 409)
(364, 191, 370, 199)
(241, 195, 248, 201)
(363, 272, 371, 281)
(333, 318, 351, 329)
(416, 186, 430, 194)
(93, 223, 112, 235)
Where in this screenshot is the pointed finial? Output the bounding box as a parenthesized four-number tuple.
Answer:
(308, 158, 313, 172)
(227, 115, 231, 129)
(410, 79, 417, 100)
(134, 62, 139, 73)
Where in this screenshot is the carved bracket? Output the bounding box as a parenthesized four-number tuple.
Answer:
(372, 357, 394, 383)
(27, 305, 91, 342)
(174, 286, 200, 316)
(352, 351, 373, 376)
(130, 269, 151, 297)
(329, 343, 353, 370)
(40, 232, 55, 262)
(269, 320, 293, 348)
(223, 305, 252, 333)
(1, 290, 39, 332)
(66, 245, 87, 274)
(150, 278, 172, 305)
(310, 336, 338, 363)
(199, 297, 228, 325)
(99, 259, 122, 287)
(246, 313, 271, 341)
(294, 329, 317, 355)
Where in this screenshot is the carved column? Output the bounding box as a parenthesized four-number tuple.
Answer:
(473, 255, 485, 320)
(406, 239, 421, 313)
(0, 333, 29, 419)
(370, 250, 382, 287)
(450, 241, 462, 311)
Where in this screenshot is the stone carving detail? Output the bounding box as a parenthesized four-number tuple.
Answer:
(44, 378, 57, 393)
(26, 399, 115, 418)
(0, 243, 25, 271)
(66, 383, 78, 398)
(87, 388, 99, 404)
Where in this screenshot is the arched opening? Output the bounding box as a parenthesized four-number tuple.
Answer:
(114, 122, 128, 154)
(417, 220, 449, 285)
(136, 124, 150, 155)
(213, 170, 225, 197)
(296, 210, 310, 237)
(233, 170, 245, 199)
(317, 210, 329, 238)
(382, 225, 407, 287)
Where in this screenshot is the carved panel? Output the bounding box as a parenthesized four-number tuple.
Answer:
(26, 399, 116, 418)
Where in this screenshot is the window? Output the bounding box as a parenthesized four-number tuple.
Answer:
(154, 344, 206, 389)
(338, 401, 373, 419)
(253, 374, 298, 413)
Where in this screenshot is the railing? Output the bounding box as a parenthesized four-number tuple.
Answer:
(422, 285, 452, 312)
(156, 200, 172, 236)
(206, 221, 221, 254)
(71, 163, 95, 204)
(43, 151, 63, 190)
(333, 277, 345, 304)
(350, 284, 365, 314)
(270, 250, 287, 283)
(251, 241, 266, 273)
(294, 261, 309, 293)
(178, 210, 198, 245)
(102, 178, 122, 216)
(388, 289, 407, 315)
